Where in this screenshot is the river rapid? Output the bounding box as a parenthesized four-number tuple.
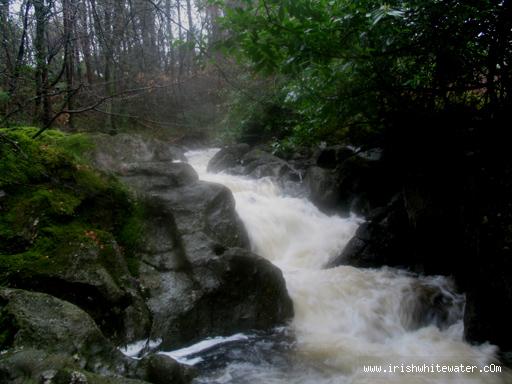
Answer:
(159, 148, 510, 384)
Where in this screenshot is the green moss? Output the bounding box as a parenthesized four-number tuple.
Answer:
(0, 127, 143, 284)
(54, 368, 149, 384)
(0, 306, 16, 350)
(26, 187, 81, 217)
(117, 202, 145, 276)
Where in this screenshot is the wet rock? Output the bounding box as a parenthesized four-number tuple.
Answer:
(0, 289, 119, 370)
(329, 175, 512, 355)
(303, 166, 340, 212)
(207, 143, 250, 173)
(209, 144, 389, 215)
(157, 247, 294, 349)
(92, 138, 293, 351)
(53, 370, 150, 384)
(463, 264, 512, 353)
(119, 162, 199, 194)
(208, 145, 301, 185)
(326, 194, 413, 269)
(401, 280, 464, 331)
(137, 200, 189, 273)
(88, 133, 186, 173)
(138, 185, 293, 349)
(155, 181, 250, 253)
(294, 145, 392, 215)
(7, 236, 151, 343)
(0, 349, 73, 384)
(0, 349, 151, 384)
(315, 145, 354, 169)
(241, 149, 293, 179)
(135, 354, 194, 384)
(0, 289, 190, 384)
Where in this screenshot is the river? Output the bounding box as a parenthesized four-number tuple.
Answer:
(160, 148, 510, 384)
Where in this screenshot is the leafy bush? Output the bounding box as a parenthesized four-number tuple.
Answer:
(214, 0, 511, 148)
(220, 76, 298, 145)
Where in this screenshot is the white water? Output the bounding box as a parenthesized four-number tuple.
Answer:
(160, 334, 251, 366)
(179, 149, 510, 384)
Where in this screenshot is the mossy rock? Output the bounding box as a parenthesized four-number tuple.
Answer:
(0, 128, 149, 342)
(0, 289, 189, 384)
(0, 349, 76, 384)
(54, 369, 151, 384)
(0, 349, 153, 384)
(0, 289, 110, 358)
(0, 290, 131, 381)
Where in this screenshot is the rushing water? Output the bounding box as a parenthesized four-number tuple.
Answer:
(140, 148, 510, 384)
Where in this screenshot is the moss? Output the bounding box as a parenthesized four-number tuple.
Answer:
(0, 222, 88, 286)
(54, 368, 150, 384)
(0, 307, 16, 350)
(0, 127, 143, 283)
(117, 202, 145, 276)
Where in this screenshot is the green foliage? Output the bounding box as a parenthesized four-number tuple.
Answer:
(0, 91, 9, 105)
(220, 76, 298, 144)
(0, 307, 16, 350)
(214, 0, 511, 147)
(116, 201, 145, 276)
(0, 128, 142, 284)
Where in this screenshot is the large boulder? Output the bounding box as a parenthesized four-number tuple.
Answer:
(210, 144, 392, 216)
(304, 146, 391, 216)
(118, 162, 199, 193)
(402, 280, 464, 331)
(0, 130, 157, 345)
(0, 288, 189, 384)
(89, 133, 186, 174)
(134, 354, 192, 384)
(150, 247, 293, 349)
(207, 143, 251, 173)
(328, 178, 512, 357)
(89, 135, 294, 350)
(6, 234, 151, 343)
(137, 181, 292, 349)
(207, 145, 302, 186)
(0, 288, 112, 361)
(325, 194, 413, 269)
(241, 148, 295, 179)
(303, 166, 341, 212)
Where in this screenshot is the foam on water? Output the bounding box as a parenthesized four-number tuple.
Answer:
(161, 149, 511, 383)
(160, 334, 251, 365)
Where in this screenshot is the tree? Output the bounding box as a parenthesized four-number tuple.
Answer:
(0, 0, 241, 137)
(33, 0, 51, 126)
(214, 0, 511, 147)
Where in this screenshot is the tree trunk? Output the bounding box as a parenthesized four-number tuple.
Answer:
(8, 0, 30, 97)
(0, 0, 13, 91)
(63, 0, 76, 129)
(79, 1, 94, 84)
(177, 0, 184, 77)
(165, 0, 175, 78)
(186, 0, 195, 74)
(33, 0, 51, 126)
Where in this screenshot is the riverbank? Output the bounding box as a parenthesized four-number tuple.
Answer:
(0, 129, 292, 383)
(1, 129, 511, 383)
(207, 143, 512, 366)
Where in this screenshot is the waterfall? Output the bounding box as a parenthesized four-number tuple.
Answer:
(175, 148, 509, 384)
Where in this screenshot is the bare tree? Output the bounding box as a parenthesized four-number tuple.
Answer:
(1, 0, 231, 138)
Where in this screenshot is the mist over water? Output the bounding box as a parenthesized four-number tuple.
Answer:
(183, 149, 509, 384)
